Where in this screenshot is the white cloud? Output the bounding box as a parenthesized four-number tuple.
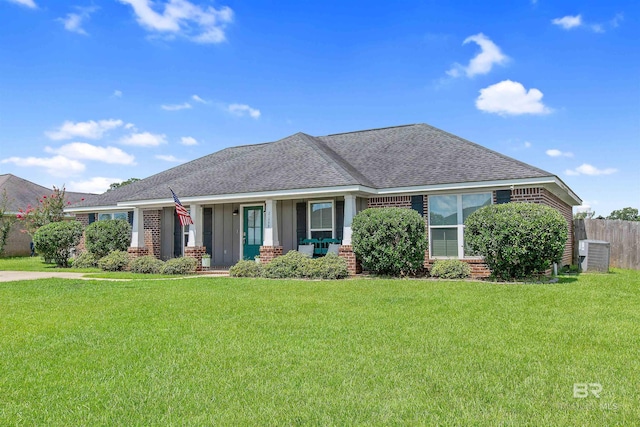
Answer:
(192, 94, 208, 103)
(546, 149, 573, 158)
(155, 154, 182, 162)
(1, 155, 85, 176)
(161, 102, 192, 111)
(124, 122, 136, 129)
(118, 0, 233, 44)
(113, 90, 123, 98)
(45, 142, 136, 165)
(68, 177, 121, 194)
(58, 7, 96, 35)
(476, 80, 552, 116)
(524, 141, 532, 148)
(120, 132, 167, 147)
(447, 33, 508, 78)
(552, 15, 582, 30)
(228, 103, 261, 119)
(180, 136, 198, 146)
(46, 119, 123, 140)
(5, 0, 37, 8)
(565, 164, 617, 176)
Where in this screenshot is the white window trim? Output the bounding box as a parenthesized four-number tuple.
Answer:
(98, 211, 128, 221)
(308, 199, 335, 239)
(428, 192, 492, 259)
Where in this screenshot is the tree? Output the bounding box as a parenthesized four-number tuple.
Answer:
(352, 207, 427, 276)
(0, 189, 16, 256)
(109, 178, 140, 191)
(607, 207, 639, 221)
(574, 210, 595, 220)
(32, 221, 83, 267)
(16, 186, 72, 237)
(84, 219, 131, 258)
(465, 203, 568, 280)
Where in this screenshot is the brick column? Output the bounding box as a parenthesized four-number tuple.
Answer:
(339, 245, 358, 276)
(128, 247, 150, 258)
(259, 246, 283, 264)
(185, 246, 207, 272)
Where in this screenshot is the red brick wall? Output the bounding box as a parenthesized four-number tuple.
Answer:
(75, 213, 91, 253)
(260, 246, 283, 264)
(143, 210, 161, 259)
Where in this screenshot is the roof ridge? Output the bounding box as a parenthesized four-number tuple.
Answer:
(296, 133, 373, 187)
(418, 123, 554, 177)
(325, 123, 418, 137)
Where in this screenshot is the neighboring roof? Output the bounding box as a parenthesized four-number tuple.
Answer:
(0, 174, 93, 213)
(72, 123, 577, 208)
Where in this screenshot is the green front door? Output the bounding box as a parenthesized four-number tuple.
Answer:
(243, 206, 263, 260)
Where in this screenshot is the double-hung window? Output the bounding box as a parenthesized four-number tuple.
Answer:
(98, 212, 128, 221)
(309, 201, 334, 240)
(429, 193, 492, 258)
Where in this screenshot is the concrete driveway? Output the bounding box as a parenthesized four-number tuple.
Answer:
(0, 271, 93, 282)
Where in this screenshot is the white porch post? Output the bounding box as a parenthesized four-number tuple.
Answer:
(130, 207, 145, 247)
(264, 199, 279, 246)
(342, 195, 356, 245)
(187, 204, 203, 247)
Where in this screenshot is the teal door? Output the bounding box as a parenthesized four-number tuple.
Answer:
(243, 206, 263, 260)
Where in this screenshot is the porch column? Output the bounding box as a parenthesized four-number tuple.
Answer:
(339, 195, 358, 275)
(260, 199, 282, 264)
(128, 207, 149, 258)
(187, 204, 203, 247)
(342, 195, 356, 245)
(130, 207, 145, 247)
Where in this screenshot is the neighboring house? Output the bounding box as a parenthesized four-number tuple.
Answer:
(0, 174, 93, 256)
(66, 124, 581, 276)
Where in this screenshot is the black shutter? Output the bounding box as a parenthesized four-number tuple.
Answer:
(496, 190, 511, 204)
(296, 202, 307, 244)
(173, 210, 182, 258)
(203, 208, 213, 256)
(127, 211, 134, 226)
(335, 200, 344, 241)
(88, 213, 95, 224)
(411, 195, 424, 216)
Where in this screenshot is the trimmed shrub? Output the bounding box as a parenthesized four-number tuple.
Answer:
(229, 260, 264, 278)
(72, 251, 98, 269)
(85, 219, 131, 259)
(430, 259, 471, 279)
(98, 250, 130, 272)
(160, 257, 197, 275)
(465, 203, 568, 280)
(352, 207, 427, 276)
(129, 255, 165, 274)
(306, 254, 349, 279)
(263, 251, 312, 279)
(32, 221, 83, 267)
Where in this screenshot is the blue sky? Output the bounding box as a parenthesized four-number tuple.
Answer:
(0, 0, 638, 216)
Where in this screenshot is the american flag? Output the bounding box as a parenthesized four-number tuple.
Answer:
(171, 189, 193, 226)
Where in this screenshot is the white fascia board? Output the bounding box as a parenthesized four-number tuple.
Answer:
(65, 205, 136, 214)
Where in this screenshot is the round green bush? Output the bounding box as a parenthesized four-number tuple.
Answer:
(465, 203, 568, 280)
(129, 255, 165, 274)
(430, 259, 471, 279)
(32, 221, 84, 267)
(72, 251, 98, 268)
(98, 250, 130, 272)
(160, 257, 198, 275)
(229, 260, 264, 278)
(306, 253, 349, 279)
(263, 251, 312, 279)
(85, 219, 131, 259)
(352, 207, 427, 276)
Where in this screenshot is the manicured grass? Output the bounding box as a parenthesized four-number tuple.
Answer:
(0, 271, 638, 425)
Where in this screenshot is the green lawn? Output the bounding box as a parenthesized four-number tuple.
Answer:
(0, 270, 638, 425)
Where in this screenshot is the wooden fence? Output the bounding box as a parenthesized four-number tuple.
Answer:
(574, 219, 640, 270)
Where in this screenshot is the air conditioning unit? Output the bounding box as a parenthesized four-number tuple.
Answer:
(578, 240, 610, 273)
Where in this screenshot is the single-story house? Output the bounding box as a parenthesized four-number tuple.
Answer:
(66, 124, 581, 276)
(0, 174, 93, 256)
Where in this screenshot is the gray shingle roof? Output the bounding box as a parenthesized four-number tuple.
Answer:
(73, 123, 557, 208)
(0, 174, 94, 213)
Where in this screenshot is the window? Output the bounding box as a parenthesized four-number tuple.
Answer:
(98, 212, 128, 221)
(429, 193, 491, 258)
(309, 201, 334, 239)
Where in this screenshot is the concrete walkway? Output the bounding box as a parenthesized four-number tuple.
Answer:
(0, 271, 107, 282)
